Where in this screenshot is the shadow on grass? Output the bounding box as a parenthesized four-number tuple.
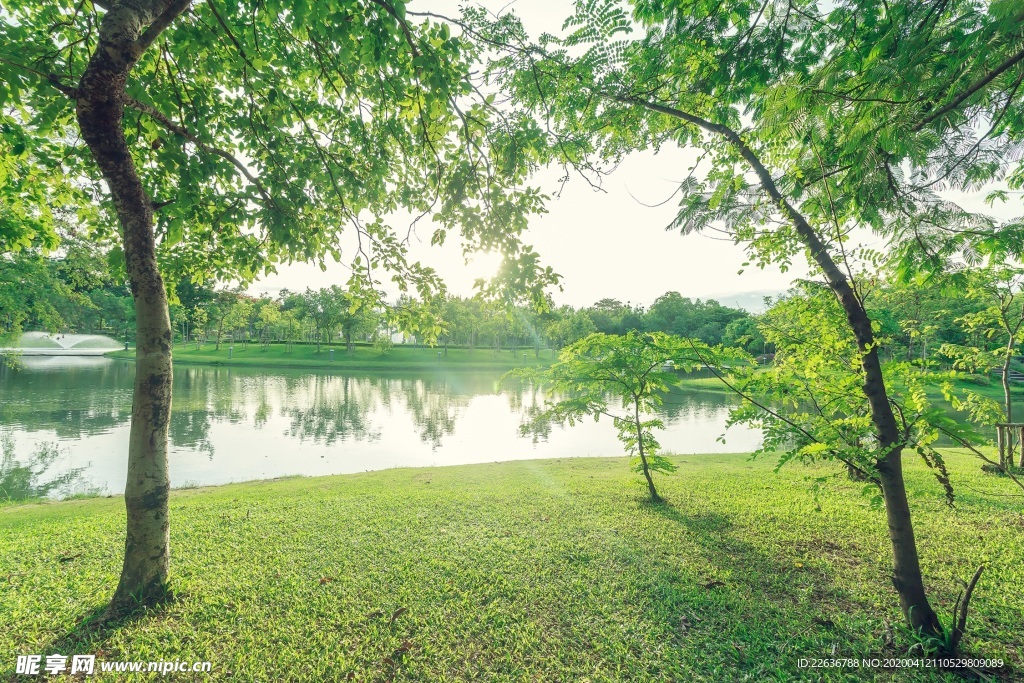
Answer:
(641, 497, 855, 598)
(2, 599, 176, 683)
(639, 499, 779, 585)
(633, 499, 862, 663)
(44, 595, 177, 656)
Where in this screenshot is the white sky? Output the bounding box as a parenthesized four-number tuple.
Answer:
(245, 0, 802, 310)
(250, 147, 804, 310)
(246, 0, 1020, 311)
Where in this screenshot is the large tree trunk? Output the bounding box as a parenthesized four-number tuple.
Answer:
(76, 0, 186, 614)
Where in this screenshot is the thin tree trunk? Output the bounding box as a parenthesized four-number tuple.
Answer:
(1002, 344, 1014, 468)
(625, 100, 942, 635)
(635, 403, 660, 502)
(722, 122, 940, 636)
(795, 220, 941, 634)
(75, 0, 189, 613)
(1019, 426, 1024, 470)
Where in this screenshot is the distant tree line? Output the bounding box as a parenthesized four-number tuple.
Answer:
(171, 287, 764, 355)
(5, 238, 1021, 384)
(2, 243, 768, 355)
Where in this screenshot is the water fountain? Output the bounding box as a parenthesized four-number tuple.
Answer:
(1, 331, 123, 356)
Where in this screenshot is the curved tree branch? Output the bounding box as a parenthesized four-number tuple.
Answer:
(123, 95, 275, 208)
(136, 0, 192, 55)
(913, 47, 1024, 132)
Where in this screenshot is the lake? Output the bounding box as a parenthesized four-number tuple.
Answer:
(0, 357, 761, 496)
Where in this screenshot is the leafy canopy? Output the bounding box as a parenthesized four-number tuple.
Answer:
(478, 0, 1024, 274)
(727, 282, 1010, 504)
(0, 0, 558, 317)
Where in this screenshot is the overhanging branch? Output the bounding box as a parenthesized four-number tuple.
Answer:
(124, 95, 275, 208)
(913, 47, 1024, 132)
(0, 56, 78, 97)
(368, 0, 420, 58)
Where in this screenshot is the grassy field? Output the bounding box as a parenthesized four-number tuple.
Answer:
(2, 452, 1022, 681)
(107, 343, 554, 372)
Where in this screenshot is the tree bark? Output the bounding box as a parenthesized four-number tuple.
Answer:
(76, 0, 189, 613)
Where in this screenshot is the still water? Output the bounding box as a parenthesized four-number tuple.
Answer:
(0, 357, 761, 495)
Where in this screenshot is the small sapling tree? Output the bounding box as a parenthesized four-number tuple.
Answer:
(510, 331, 744, 502)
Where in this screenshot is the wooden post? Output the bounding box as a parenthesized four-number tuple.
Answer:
(994, 423, 1024, 470)
(998, 424, 1006, 467)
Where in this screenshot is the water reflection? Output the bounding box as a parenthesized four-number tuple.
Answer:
(0, 357, 134, 438)
(283, 375, 382, 445)
(0, 434, 101, 502)
(400, 377, 474, 448)
(0, 358, 760, 493)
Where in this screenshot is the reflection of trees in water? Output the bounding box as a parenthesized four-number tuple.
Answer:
(175, 366, 250, 414)
(505, 382, 552, 444)
(169, 367, 279, 457)
(277, 372, 498, 449)
(0, 361, 133, 437)
(397, 377, 473, 449)
(657, 386, 736, 423)
(0, 433, 101, 501)
(503, 380, 530, 413)
(253, 393, 272, 429)
(282, 375, 382, 445)
(507, 380, 740, 444)
(169, 411, 215, 459)
(170, 367, 225, 458)
(7, 363, 743, 459)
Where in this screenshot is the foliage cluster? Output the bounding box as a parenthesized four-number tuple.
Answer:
(512, 331, 750, 501)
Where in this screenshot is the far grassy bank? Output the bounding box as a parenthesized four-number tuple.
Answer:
(108, 342, 554, 372)
(2, 451, 1021, 681)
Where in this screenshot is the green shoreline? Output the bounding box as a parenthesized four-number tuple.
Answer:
(105, 343, 555, 373)
(104, 348, 1024, 406)
(2, 451, 1022, 681)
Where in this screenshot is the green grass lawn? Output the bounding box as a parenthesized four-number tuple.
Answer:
(107, 343, 554, 372)
(2, 452, 1022, 681)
